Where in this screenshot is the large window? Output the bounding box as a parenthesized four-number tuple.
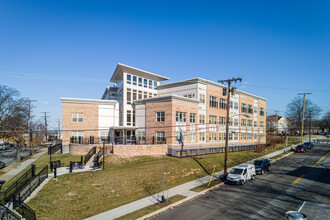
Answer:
(199, 132, 205, 141)
(254, 106, 257, 113)
(241, 103, 247, 113)
(190, 131, 196, 142)
(234, 119, 239, 126)
(234, 102, 239, 110)
(157, 112, 165, 122)
(254, 121, 257, 127)
(138, 77, 142, 87)
(199, 94, 205, 104)
(133, 89, 137, 101)
(149, 80, 153, 89)
(153, 81, 157, 90)
(72, 113, 83, 123)
(176, 112, 186, 122)
(132, 76, 137, 86)
(190, 113, 196, 123)
(138, 90, 142, 99)
(144, 79, 148, 88)
(260, 107, 265, 116)
(127, 88, 131, 104)
(230, 101, 233, 109)
(127, 110, 132, 126)
(199, 115, 205, 124)
(144, 91, 148, 99)
(72, 131, 83, 141)
(209, 96, 218, 108)
(241, 133, 247, 140)
(219, 117, 226, 125)
(229, 133, 233, 141)
(156, 132, 165, 142)
(100, 130, 109, 140)
(220, 98, 226, 109)
(248, 105, 253, 114)
(241, 119, 246, 126)
(248, 120, 252, 127)
(209, 115, 217, 124)
(247, 133, 252, 140)
(176, 131, 186, 142)
(127, 74, 131, 84)
(260, 121, 264, 127)
(209, 132, 217, 141)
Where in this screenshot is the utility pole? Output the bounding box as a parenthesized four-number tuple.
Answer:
(42, 112, 50, 143)
(308, 110, 313, 143)
(297, 93, 311, 144)
(28, 99, 36, 155)
(218, 77, 242, 177)
(57, 119, 61, 142)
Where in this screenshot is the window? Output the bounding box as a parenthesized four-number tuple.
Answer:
(157, 112, 165, 122)
(149, 80, 153, 89)
(156, 132, 165, 142)
(209, 132, 217, 141)
(199, 94, 205, 104)
(248, 120, 252, 127)
(234, 133, 239, 140)
(190, 113, 196, 123)
(138, 77, 142, 87)
(260, 134, 264, 140)
(133, 89, 137, 101)
(144, 79, 148, 88)
(153, 81, 157, 90)
(241, 119, 246, 126)
(229, 118, 233, 126)
(133, 111, 135, 126)
(72, 113, 83, 123)
(254, 106, 257, 113)
(260, 121, 264, 127)
(229, 132, 233, 141)
(234, 119, 239, 126)
(241, 133, 246, 140)
(260, 107, 265, 116)
(219, 132, 226, 141)
(149, 92, 152, 98)
(127, 110, 132, 126)
(220, 98, 227, 109)
(138, 90, 142, 99)
(230, 101, 233, 109)
(138, 131, 146, 141)
(241, 104, 247, 113)
(209, 115, 217, 124)
(254, 121, 257, 127)
(176, 131, 186, 142)
(100, 130, 109, 140)
(190, 132, 196, 142)
(127, 74, 131, 84)
(209, 96, 218, 108)
(247, 133, 252, 140)
(176, 112, 186, 122)
(199, 132, 205, 141)
(132, 76, 137, 86)
(254, 133, 258, 140)
(248, 105, 253, 114)
(234, 102, 239, 110)
(219, 117, 226, 125)
(72, 131, 83, 141)
(127, 88, 131, 104)
(144, 91, 148, 99)
(199, 115, 205, 124)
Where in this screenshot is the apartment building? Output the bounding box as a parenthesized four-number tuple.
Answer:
(61, 63, 267, 147)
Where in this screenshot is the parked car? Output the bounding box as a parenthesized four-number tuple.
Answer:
(303, 142, 314, 150)
(0, 161, 5, 169)
(254, 159, 271, 175)
(226, 163, 256, 185)
(0, 141, 10, 150)
(295, 145, 306, 153)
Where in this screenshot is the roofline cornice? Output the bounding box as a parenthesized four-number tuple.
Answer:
(60, 97, 117, 105)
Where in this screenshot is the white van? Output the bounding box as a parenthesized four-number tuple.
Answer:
(0, 141, 10, 150)
(226, 163, 256, 185)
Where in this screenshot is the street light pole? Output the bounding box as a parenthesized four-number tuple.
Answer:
(298, 93, 311, 144)
(218, 77, 242, 177)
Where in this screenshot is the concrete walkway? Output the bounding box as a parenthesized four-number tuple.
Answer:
(0, 149, 48, 182)
(86, 145, 295, 220)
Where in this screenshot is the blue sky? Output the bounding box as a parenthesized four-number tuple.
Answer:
(1, 0, 329, 130)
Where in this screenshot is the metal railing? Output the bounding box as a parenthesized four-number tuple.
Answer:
(14, 165, 48, 203)
(0, 204, 20, 220)
(84, 147, 96, 165)
(94, 148, 103, 162)
(14, 201, 35, 220)
(0, 167, 33, 204)
(48, 143, 62, 155)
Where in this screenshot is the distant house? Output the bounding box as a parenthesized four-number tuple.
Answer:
(267, 115, 291, 134)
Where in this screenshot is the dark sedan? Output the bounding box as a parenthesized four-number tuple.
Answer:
(303, 142, 314, 150)
(295, 145, 306, 153)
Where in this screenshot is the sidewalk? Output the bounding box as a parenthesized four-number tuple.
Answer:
(0, 149, 48, 182)
(86, 145, 295, 220)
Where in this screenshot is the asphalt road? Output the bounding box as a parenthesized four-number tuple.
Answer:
(153, 143, 330, 220)
(0, 146, 45, 167)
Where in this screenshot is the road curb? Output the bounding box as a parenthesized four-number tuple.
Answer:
(137, 181, 225, 220)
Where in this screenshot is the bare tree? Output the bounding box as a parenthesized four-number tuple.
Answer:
(286, 96, 321, 130)
(0, 85, 29, 139)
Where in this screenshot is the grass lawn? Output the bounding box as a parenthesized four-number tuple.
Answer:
(116, 195, 186, 220)
(26, 143, 290, 220)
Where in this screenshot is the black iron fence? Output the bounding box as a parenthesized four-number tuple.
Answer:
(0, 166, 34, 204)
(84, 147, 96, 165)
(14, 201, 35, 220)
(0, 204, 21, 220)
(48, 143, 62, 155)
(14, 165, 48, 203)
